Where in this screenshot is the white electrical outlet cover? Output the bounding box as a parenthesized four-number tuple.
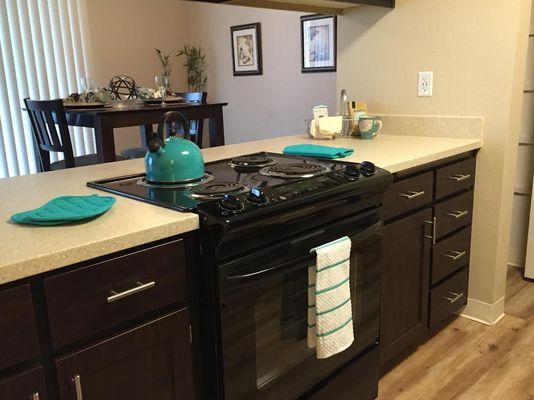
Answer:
(418, 71, 433, 97)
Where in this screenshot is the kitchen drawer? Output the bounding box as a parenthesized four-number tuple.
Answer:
(45, 238, 187, 347)
(382, 171, 433, 220)
(0, 284, 39, 370)
(0, 367, 48, 400)
(434, 191, 473, 239)
(435, 158, 476, 199)
(431, 227, 471, 285)
(429, 267, 468, 327)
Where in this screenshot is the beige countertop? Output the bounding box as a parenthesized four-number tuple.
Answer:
(0, 134, 482, 285)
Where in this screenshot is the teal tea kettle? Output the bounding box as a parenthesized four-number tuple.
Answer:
(145, 111, 205, 183)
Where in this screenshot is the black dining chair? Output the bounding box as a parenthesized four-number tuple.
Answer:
(24, 98, 123, 171)
(172, 91, 207, 147)
(121, 91, 208, 159)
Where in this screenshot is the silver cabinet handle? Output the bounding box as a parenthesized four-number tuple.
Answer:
(425, 217, 437, 245)
(73, 375, 83, 400)
(31, 393, 40, 400)
(442, 291, 464, 304)
(447, 210, 469, 219)
(445, 250, 467, 261)
(399, 190, 425, 200)
(449, 173, 471, 182)
(107, 281, 156, 303)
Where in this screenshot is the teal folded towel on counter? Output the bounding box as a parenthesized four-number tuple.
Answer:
(283, 144, 354, 159)
(11, 195, 116, 226)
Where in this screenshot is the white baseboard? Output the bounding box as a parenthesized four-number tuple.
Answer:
(458, 296, 506, 325)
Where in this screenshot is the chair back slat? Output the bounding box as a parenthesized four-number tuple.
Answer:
(24, 98, 76, 171)
(170, 91, 207, 147)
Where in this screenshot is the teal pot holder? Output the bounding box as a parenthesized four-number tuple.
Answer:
(283, 144, 354, 159)
(11, 195, 116, 226)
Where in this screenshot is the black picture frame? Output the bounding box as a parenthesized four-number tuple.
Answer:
(230, 23, 263, 76)
(300, 14, 337, 73)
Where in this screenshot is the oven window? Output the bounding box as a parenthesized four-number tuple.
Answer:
(255, 267, 314, 389)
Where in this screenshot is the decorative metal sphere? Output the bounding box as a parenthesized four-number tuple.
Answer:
(109, 75, 137, 100)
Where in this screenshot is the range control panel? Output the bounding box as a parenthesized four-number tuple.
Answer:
(204, 162, 380, 217)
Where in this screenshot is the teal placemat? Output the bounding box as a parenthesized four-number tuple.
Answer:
(11, 195, 116, 226)
(283, 144, 354, 159)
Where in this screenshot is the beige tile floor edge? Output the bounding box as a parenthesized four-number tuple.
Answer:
(379, 267, 534, 400)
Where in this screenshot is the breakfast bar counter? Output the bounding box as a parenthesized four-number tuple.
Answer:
(0, 134, 482, 285)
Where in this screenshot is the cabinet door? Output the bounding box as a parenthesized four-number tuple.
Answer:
(380, 208, 431, 366)
(56, 309, 194, 400)
(0, 284, 40, 370)
(0, 367, 48, 400)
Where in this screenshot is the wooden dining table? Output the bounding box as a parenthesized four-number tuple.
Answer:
(63, 102, 228, 162)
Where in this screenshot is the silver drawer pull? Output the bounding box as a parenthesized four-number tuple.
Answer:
(442, 291, 464, 304)
(447, 210, 469, 219)
(73, 375, 83, 400)
(424, 217, 437, 245)
(399, 190, 425, 200)
(449, 173, 471, 182)
(445, 250, 467, 261)
(31, 393, 40, 400)
(107, 281, 156, 303)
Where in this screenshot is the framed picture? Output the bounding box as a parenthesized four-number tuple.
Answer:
(231, 23, 263, 76)
(300, 14, 337, 73)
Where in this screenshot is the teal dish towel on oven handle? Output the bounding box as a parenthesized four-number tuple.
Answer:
(283, 144, 354, 159)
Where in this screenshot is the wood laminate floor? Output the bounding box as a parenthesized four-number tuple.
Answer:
(379, 267, 534, 400)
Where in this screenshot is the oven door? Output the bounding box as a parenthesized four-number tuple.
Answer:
(218, 212, 381, 400)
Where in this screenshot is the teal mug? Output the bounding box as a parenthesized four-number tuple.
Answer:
(358, 116, 383, 139)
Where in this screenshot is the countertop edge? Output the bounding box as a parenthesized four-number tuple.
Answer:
(386, 140, 482, 173)
(0, 215, 199, 286)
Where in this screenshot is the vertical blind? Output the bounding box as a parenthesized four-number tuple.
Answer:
(0, 0, 95, 178)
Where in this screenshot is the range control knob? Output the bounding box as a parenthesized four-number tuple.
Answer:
(247, 187, 268, 204)
(344, 164, 360, 179)
(360, 161, 376, 176)
(220, 194, 243, 211)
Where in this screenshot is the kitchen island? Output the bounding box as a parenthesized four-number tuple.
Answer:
(0, 134, 482, 284)
(0, 132, 482, 400)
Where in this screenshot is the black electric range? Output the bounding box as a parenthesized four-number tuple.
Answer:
(88, 151, 393, 400)
(87, 151, 391, 213)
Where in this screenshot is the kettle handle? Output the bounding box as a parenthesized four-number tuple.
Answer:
(157, 111, 191, 142)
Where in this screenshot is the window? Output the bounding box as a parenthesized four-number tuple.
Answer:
(0, 0, 94, 178)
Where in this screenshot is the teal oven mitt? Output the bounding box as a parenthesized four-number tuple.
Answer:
(283, 144, 354, 159)
(11, 195, 116, 226)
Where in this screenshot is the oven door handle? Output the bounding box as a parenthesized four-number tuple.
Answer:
(225, 258, 311, 284)
(225, 221, 382, 284)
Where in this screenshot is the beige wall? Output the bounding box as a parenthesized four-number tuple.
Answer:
(337, 0, 531, 322)
(181, 1, 337, 144)
(510, 2, 534, 268)
(85, 0, 336, 151)
(85, 0, 191, 152)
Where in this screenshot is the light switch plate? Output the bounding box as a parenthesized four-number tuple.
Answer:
(418, 71, 433, 97)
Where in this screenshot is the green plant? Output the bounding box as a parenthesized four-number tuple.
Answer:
(155, 48, 174, 80)
(177, 45, 207, 92)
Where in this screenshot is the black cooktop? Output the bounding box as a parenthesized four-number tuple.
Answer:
(87, 152, 385, 213)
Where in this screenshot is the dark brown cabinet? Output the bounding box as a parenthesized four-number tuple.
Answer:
(56, 309, 194, 400)
(0, 284, 40, 371)
(0, 235, 196, 400)
(379, 152, 476, 370)
(0, 367, 48, 400)
(45, 239, 187, 348)
(380, 208, 431, 365)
